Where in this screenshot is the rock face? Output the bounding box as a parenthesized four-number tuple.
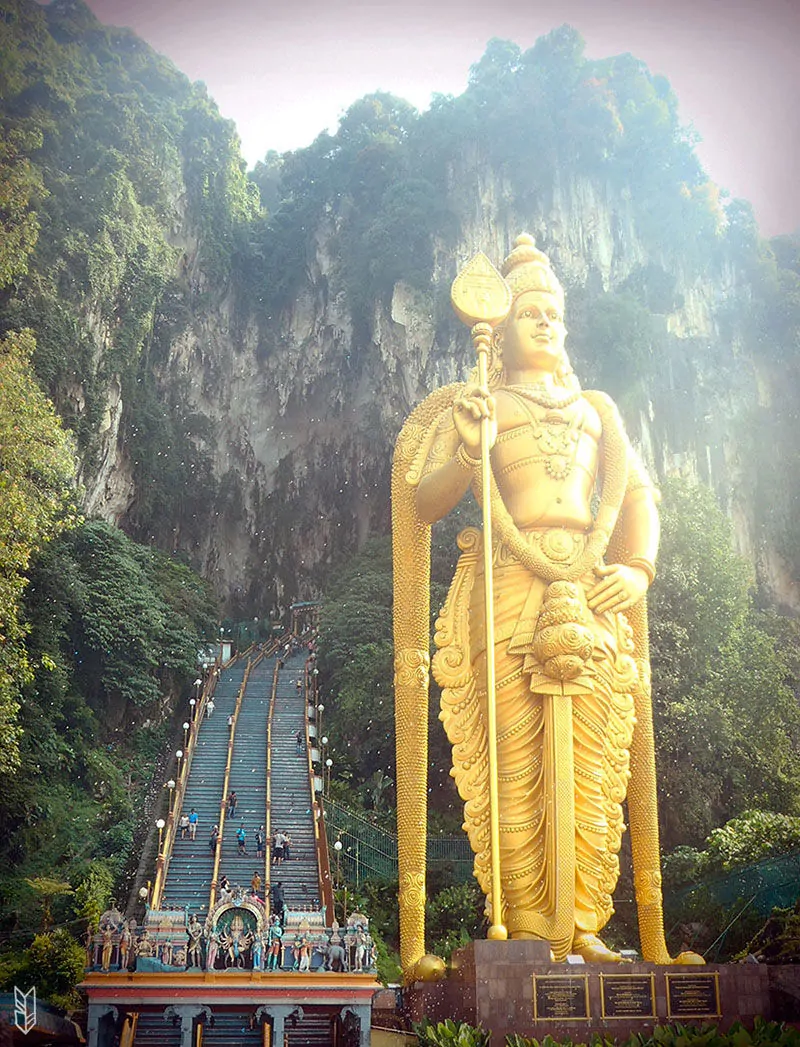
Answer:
(71, 153, 788, 615)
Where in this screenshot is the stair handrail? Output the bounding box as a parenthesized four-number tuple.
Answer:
(208, 658, 252, 911)
(151, 663, 226, 908)
(305, 662, 335, 916)
(264, 657, 280, 919)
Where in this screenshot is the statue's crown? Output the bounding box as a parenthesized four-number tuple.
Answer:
(501, 233, 563, 306)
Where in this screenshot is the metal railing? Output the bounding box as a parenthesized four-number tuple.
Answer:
(323, 798, 474, 885)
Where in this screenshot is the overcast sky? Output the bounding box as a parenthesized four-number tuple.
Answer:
(79, 0, 799, 238)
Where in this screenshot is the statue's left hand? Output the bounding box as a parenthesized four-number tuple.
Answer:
(587, 564, 649, 614)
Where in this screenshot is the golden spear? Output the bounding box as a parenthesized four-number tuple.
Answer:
(450, 253, 512, 941)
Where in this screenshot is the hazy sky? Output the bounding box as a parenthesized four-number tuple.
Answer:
(80, 0, 799, 237)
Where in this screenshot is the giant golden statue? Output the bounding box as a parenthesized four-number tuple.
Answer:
(392, 235, 702, 980)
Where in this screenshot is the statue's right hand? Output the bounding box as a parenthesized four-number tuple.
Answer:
(454, 384, 497, 457)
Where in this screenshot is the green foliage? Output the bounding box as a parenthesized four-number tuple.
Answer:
(0, 329, 77, 774)
(745, 900, 800, 965)
(0, 0, 244, 546)
(503, 1024, 800, 1047)
(649, 478, 800, 848)
(414, 1018, 491, 1047)
(318, 537, 395, 788)
(568, 289, 663, 407)
(0, 517, 215, 935)
(665, 812, 800, 889)
(181, 83, 261, 282)
(14, 929, 85, 1012)
(427, 881, 484, 961)
(371, 928, 402, 986)
(0, 124, 43, 288)
(25, 519, 218, 714)
(72, 859, 114, 931)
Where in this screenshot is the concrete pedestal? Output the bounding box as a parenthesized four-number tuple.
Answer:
(405, 942, 800, 1040)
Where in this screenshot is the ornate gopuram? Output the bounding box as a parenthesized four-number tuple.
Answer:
(82, 645, 378, 1047)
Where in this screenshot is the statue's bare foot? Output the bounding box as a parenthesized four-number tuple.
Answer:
(671, 950, 705, 965)
(572, 934, 629, 963)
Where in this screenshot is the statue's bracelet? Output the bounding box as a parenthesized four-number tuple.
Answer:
(455, 444, 482, 469)
(627, 557, 656, 585)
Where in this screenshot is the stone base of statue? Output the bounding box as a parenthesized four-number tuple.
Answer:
(403, 941, 800, 1038)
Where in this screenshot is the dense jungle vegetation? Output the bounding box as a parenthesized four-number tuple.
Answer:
(0, 0, 799, 990)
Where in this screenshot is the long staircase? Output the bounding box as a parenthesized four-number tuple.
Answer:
(268, 651, 321, 915)
(161, 662, 247, 915)
(124, 646, 371, 1047)
(217, 657, 272, 897)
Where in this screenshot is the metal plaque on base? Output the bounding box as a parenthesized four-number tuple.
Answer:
(600, 974, 656, 1019)
(532, 974, 590, 1020)
(666, 973, 721, 1018)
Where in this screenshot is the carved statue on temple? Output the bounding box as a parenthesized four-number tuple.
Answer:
(294, 934, 312, 972)
(187, 914, 203, 969)
(118, 922, 132, 971)
(392, 234, 704, 979)
(267, 921, 283, 971)
(100, 926, 114, 972)
(205, 929, 219, 971)
(220, 913, 252, 968)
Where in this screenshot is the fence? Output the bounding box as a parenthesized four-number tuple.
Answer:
(323, 798, 473, 886)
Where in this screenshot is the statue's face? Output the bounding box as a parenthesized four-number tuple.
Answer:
(502, 289, 566, 372)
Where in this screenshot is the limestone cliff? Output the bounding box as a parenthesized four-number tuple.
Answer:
(5, 8, 797, 613)
(81, 159, 779, 612)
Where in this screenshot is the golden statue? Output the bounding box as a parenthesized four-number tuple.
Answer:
(392, 235, 703, 979)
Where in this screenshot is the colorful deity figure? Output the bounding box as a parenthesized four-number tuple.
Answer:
(187, 914, 203, 969)
(220, 913, 252, 968)
(252, 932, 265, 971)
(393, 234, 706, 978)
(294, 935, 312, 973)
(267, 922, 283, 971)
(205, 930, 219, 971)
(100, 926, 114, 972)
(353, 930, 368, 973)
(118, 922, 132, 971)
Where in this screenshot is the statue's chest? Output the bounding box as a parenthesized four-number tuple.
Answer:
(494, 394, 600, 484)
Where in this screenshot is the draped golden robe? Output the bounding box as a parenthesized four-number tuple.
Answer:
(433, 526, 639, 956)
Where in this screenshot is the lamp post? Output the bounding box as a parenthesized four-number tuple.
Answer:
(138, 885, 149, 910)
(317, 704, 324, 739)
(321, 735, 328, 770)
(183, 721, 190, 749)
(176, 749, 183, 776)
(325, 757, 333, 794)
(189, 697, 197, 722)
(166, 779, 176, 816)
(156, 818, 166, 856)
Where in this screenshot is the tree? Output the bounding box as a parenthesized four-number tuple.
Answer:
(650, 479, 800, 848)
(0, 330, 77, 773)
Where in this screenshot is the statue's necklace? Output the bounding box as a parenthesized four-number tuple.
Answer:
(506, 383, 581, 410)
(506, 387, 583, 481)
